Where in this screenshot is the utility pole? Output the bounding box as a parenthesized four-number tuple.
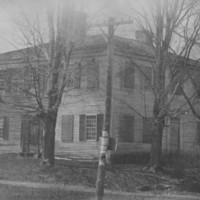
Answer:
(94, 17, 133, 200)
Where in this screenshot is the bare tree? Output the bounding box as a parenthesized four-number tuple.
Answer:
(128, 0, 200, 171)
(2, 0, 85, 165)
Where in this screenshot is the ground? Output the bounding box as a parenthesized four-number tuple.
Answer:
(0, 153, 200, 200)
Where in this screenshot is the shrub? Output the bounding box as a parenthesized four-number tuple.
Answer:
(110, 152, 150, 165)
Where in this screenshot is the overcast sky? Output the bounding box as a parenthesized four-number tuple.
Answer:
(0, 0, 150, 53)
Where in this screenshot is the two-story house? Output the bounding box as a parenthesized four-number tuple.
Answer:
(55, 34, 200, 158)
(0, 33, 199, 158)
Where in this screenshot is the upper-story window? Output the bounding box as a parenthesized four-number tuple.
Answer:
(0, 70, 7, 90)
(139, 66, 152, 90)
(170, 69, 182, 96)
(87, 59, 99, 89)
(120, 61, 135, 89)
(0, 70, 11, 92)
(73, 62, 81, 89)
(66, 62, 81, 89)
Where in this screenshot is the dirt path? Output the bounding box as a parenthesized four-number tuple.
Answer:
(0, 179, 200, 200)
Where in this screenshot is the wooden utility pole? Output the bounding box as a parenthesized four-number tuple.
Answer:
(95, 17, 132, 200)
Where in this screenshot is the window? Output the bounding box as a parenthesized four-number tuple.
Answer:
(23, 66, 35, 91)
(79, 114, 104, 141)
(143, 117, 153, 144)
(119, 115, 134, 142)
(86, 115, 97, 140)
(0, 70, 10, 91)
(66, 63, 81, 89)
(73, 62, 81, 88)
(120, 61, 135, 89)
(87, 59, 99, 89)
(170, 69, 182, 96)
(61, 115, 74, 142)
(140, 66, 152, 90)
(10, 68, 24, 92)
(170, 117, 180, 152)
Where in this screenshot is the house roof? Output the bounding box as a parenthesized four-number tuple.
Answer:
(0, 34, 154, 64)
(76, 34, 154, 57)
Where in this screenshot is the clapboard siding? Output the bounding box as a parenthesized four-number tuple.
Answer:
(55, 53, 200, 156)
(1, 36, 199, 157)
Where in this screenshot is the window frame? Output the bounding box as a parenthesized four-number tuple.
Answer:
(139, 66, 152, 91)
(85, 115, 97, 141)
(87, 59, 100, 89)
(121, 61, 135, 90)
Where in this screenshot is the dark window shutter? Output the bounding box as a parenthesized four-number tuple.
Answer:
(73, 62, 81, 88)
(143, 118, 153, 143)
(94, 61, 100, 88)
(120, 66, 125, 88)
(124, 62, 135, 89)
(197, 122, 200, 144)
(171, 70, 182, 96)
(123, 115, 134, 142)
(119, 115, 134, 142)
(96, 114, 104, 141)
(23, 66, 30, 90)
(79, 114, 86, 141)
(3, 116, 9, 140)
(20, 117, 30, 153)
(87, 59, 99, 89)
(140, 66, 152, 90)
(170, 117, 180, 152)
(61, 115, 74, 142)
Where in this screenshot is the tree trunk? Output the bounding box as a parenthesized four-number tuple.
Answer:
(42, 111, 57, 165)
(147, 101, 165, 172)
(148, 116, 164, 172)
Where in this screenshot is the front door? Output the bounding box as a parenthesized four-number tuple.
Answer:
(61, 115, 74, 142)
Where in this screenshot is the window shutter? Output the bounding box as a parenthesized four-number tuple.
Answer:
(143, 118, 153, 143)
(120, 66, 125, 88)
(73, 62, 81, 88)
(94, 61, 100, 88)
(170, 117, 180, 152)
(5, 70, 11, 92)
(118, 115, 134, 142)
(118, 115, 124, 142)
(140, 66, 152, 90)
(87, 59, 99, 89)
(197, 122, 200, 144)
(23, 66, 31, 90)
(3, 116, 9, 140)
(61, 115, 74, 142)
(123, 115, 134, 142)
(20, 117, 30, 152)
(96, 114, 104, 141)
(79, 114, 86, 141)
(124, 61, 135, 89)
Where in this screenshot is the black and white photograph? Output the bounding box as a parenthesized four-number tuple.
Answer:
(0, 0, 200, 199)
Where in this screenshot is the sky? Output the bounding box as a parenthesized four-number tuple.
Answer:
(0, 0, 46, 53)
(0, 0, 146, 53)
(1, 0, 189, 56)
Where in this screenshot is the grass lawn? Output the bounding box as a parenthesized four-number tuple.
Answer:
(0, 184, 199, 200)
(0, 153, 199, 200)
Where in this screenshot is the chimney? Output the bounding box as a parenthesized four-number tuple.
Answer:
(72, 12, 87, 46)
(135, 30, 153, 45)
